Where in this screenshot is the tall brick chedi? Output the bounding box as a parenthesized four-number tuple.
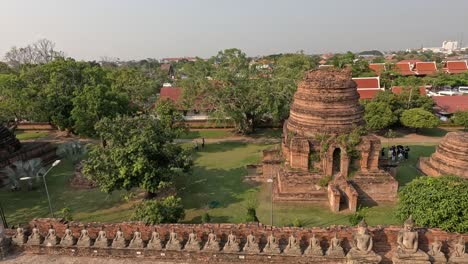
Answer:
(264, 68, 398, 212)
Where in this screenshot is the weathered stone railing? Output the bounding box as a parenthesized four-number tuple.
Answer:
(2, 218, 467, 263)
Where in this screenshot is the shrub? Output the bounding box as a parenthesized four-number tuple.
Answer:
(452, 111, 468, 131)
(400, 108, 439, 130)
(318, 176, 331, 187)
(395, 176, 468, 233)
(246, 208, 259, 222)
(201, 212, 211, 223)
(59, 207, 73, 221)
(132, 196, 185, 225)
(348, 207, 368, 226)
(292, 218, 304, 227)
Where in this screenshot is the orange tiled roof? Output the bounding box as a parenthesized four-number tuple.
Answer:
(369, 63, 386, 75)
(433, 96, 468, 114)
(414, 62, 437, 75)
(358, 89, 382, 100)
(395, 63, 416, 76)
(352, 77, 380, 89)
(444, 61, 468, 74)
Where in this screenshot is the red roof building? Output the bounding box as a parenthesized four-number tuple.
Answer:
(352, 77, 380, 89)
(357, 89, 382, 100)
(433, 96, 468, 114)
(395, 62, 416, 76)
(369, 63, 386, 75)
(414, 62, 437, 75)
(391, 86, 427, 96)
(443, 60, 468, 74)
(159, 87, 182, 103)
(352, 77, 383, 100)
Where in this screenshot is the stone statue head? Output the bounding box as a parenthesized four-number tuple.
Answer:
(358, 219, 368, 234)
(404, 215, 415, 231)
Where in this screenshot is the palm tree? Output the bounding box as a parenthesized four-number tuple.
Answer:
(1, 158, 45, 191)
(56, 140, 87, 165)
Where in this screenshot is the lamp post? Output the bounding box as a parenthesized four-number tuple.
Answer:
(20, 160, 61, 217)
(267, 178, 274, 226)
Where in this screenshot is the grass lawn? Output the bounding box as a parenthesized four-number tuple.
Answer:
(14, 131, 50, 140)
(0, 159, 133, 226)
(176, 141, 273, 223)
(1, 138, 438, 227)
(175, 141, 432, 227)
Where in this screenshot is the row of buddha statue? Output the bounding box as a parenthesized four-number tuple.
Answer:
(8, 217, 468, 264)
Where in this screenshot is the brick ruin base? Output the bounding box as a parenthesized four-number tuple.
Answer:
(3, 218, 467, 264)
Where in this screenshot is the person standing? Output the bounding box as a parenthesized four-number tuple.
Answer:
(202, 137, 205, 149)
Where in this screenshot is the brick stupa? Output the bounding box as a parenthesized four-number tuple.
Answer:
(418, 132, 468, 179)
(263, 69, 398, 212)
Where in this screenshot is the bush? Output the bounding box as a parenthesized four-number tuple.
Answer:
(348, 207, 368, 226)
(59, 207, 73, 221)
(246, 208, 259, 222)
(364, 101, 396, 130)
(452, 111, 468, 130)
(395, 176, 468, 233)
(318, 176, 331, 187)
(201, 212, 211, 223)
(292, 218, 304, 227)
(132, 196, 185, 224)
(400, 108, 439, 130)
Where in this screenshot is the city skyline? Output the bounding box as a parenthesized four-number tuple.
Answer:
(1, 0, 468, 60)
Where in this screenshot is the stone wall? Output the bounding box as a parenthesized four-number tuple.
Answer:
(4, 218, 466, 264)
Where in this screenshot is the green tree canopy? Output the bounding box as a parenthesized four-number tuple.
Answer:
(452, 111, 468, 131)
(132, 196, 185, 224)
(82, 115, 193, 197)
(71, 84, 132, 136)
(109, 67, 165, 110)
(395, 176, 468, 233)
(153, 99, 186, 135)
(363, 101, 397, 130)
(400, 108, 439, 130)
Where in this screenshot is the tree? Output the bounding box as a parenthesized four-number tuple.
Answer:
(20, 58, 109, 131)
(82, 115, 192, 197)
(452, 111, 468, 131)
(395, 176, 468, 233)
(132, 196, 185, 224)
(400, 108, 439, 130)
(180, 49, 265, 134)
(4, 39, 64, 69)
(71, 84, 131, 136)
(109, 67, 164, 110)
(330, 51, 355, 68)
(363, 101, 397, 130)
(153, 99, 186, 135)
(267, 53, 315, 122)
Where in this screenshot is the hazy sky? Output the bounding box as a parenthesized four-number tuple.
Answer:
(1, 0, 468, 60)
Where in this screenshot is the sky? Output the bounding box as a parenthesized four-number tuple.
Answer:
(1, 0, 468, 61)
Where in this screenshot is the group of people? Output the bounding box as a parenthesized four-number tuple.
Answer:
(382, 145, 410, 162)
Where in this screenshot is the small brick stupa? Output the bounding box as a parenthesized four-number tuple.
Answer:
(263, 69, 398, 212)
(418, 132, 468, 179)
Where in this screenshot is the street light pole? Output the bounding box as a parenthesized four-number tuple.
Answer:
(267, 178, 274, 226)
(20, 159, 61, 218)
